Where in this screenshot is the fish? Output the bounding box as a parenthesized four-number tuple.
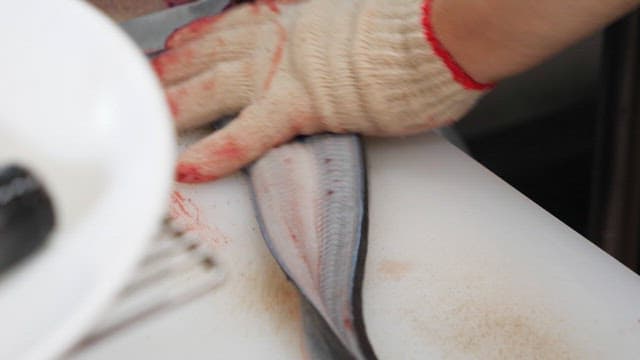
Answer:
(121, 3, 376, 357)
(248, 134, 376, 359)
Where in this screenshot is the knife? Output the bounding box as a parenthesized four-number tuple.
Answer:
(120, 0, 231, 54)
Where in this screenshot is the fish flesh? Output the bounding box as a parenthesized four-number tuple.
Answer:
(249, 134, 374, 359)
(249, 134, 376, 359)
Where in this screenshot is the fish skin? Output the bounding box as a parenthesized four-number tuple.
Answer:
(300, 296, 355, 360)
(249, 134, 376, 359)
(120, 4, 376, 357)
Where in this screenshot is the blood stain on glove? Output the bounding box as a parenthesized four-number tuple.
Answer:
(200, 80, 216, 93)
(254, 0, 280, 14)
(165, 0, 255, 50)
(151, 48, 195, 82)
(264, 22, 287, 91)
(164, 87, 189, 119)
(176, 164, 217, 183)
(212, 138, 246, 160)
(165, 15, 224, 49)
(155, 0, 490, 183)
(167, 96, 180, 117)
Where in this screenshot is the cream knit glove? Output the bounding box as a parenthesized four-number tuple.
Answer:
(152, 0, 493, 183)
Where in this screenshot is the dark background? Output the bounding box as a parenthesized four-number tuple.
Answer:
(455, 34, 601, 238)
(454, 17, 640, 274)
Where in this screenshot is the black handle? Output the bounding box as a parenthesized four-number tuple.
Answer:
(0, 165, 55, 274)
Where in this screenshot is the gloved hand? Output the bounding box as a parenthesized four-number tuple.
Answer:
(152, 0, 493, 183)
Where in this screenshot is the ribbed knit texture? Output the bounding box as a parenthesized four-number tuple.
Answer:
(157, 0, 494, 181)
(285, 0, 488, 135)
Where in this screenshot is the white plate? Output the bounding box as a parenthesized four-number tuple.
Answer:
(0, 1, 174, 359)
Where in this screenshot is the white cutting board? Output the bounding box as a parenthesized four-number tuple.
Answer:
(69, 132, 640, 359)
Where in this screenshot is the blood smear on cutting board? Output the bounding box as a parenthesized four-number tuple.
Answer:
(169, 190, 229, 246)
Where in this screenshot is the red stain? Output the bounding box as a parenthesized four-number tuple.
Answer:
(263, 21, 287, 91)
(176, 163, 218, 183)
(285, 221, 314, 276)
(213, 138, 245, 160)
(151, 56, 165, 78)
(170, 191, 190, 219)
(165, 14, 223, 49)
(289, 123, 301, 134)
(277, 158, 316, 282)
(172, 191, 188, 213)
(151, 49, 191, 81)
(169, 191, 228, 246)
(421, 0, 495, 91)
(343, 316, 354, 332)
(201, 80, 216, 92)
(258, 0, 280, 13)
(167, 96, 179, 117)
(167, 87, 190, 117)
(164, 30, 182, 50)
(182, 47, 195, 61)
(166, 0, 291, 49)
(176, 86, 190, 97)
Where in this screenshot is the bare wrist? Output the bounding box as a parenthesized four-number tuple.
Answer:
(431, 0, 547, 84)
(431, 0, 640, 84)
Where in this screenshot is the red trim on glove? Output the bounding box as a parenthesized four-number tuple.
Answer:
(422, 0, 495, 91)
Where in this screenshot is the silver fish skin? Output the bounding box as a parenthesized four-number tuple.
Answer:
(119, 4, 374, 357)
(249, 134, 375, 360)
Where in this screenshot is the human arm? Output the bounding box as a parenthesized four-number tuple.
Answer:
(433, 0, 640, 83)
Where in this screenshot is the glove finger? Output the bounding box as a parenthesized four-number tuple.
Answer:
(175, 91, 320, 183)
(152, 27, 257, 86)
(167, 60, 254, 130)
(165, 2, 280, 49)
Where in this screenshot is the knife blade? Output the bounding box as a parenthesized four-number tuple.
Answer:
(120, 0, 231, 53)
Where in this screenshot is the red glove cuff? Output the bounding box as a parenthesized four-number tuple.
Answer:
(422, 0, 495, 91)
